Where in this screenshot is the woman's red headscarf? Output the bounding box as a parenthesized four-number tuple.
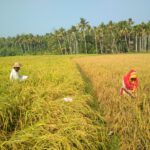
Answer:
(123, 69, 138, 90)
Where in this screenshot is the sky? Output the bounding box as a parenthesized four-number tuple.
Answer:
(0, 0, 150, 37)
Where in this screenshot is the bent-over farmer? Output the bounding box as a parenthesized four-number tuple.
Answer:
(120, 69, 138, 98)
(10, 62, 28, 81)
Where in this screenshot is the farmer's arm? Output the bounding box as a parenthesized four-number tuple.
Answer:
(123, 88, 136, 98)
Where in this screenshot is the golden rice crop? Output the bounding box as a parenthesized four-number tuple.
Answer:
(75, 54, 150, 150)
(0, 55, 109, 150)
(1, 54, 149, 149)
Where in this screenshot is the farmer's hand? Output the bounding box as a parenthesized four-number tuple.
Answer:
(131, 90, 137, 98)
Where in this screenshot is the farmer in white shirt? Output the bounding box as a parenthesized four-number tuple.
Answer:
(10, 62, 28, 81)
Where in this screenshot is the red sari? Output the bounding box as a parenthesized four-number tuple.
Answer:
(120, 69, 138, 96)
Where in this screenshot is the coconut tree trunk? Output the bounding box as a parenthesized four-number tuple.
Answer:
(58, 40, 63, 54)
(74, 32, 79, 54)
(83, 31, 87, 54)
(139, 36, 142, 52)
(135, 34, 138, 52)
(111, 32, 115, 53)
(125, 35, 129, 52)
(146, 35, 149, 52)
(144, 36, 146, 51)
(111, 39, 115, 53)
(64, 41, 67, 55)
(100, 41, 103, 54)
(128, 35, 131, 51)
(76, 39, 79, 54)
(67, 35, 72, 54)
(94, 32, 98, 54)
(70, 37, 72, 54)
(148, 35, 150, 51)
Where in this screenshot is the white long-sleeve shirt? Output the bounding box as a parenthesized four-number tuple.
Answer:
(10, 69, 28, 81)
(10, 68, 20, 80)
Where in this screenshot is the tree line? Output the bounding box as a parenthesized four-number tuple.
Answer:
(0, 18, 150, 56)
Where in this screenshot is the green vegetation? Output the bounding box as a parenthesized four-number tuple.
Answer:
(0, 56, 109, 150)
(0, 18, 150, 56)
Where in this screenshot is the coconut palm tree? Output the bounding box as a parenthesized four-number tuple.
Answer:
(78, 18, 89, 54)
(93, 26, 98, 54)
(70, 26, 79, 54)
(97, 23, 105, 53)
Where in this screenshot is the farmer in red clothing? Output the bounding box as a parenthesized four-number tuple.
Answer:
(120, 69, 138, 98)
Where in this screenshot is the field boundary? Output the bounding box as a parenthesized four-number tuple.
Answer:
(75, 63, 101, 112)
